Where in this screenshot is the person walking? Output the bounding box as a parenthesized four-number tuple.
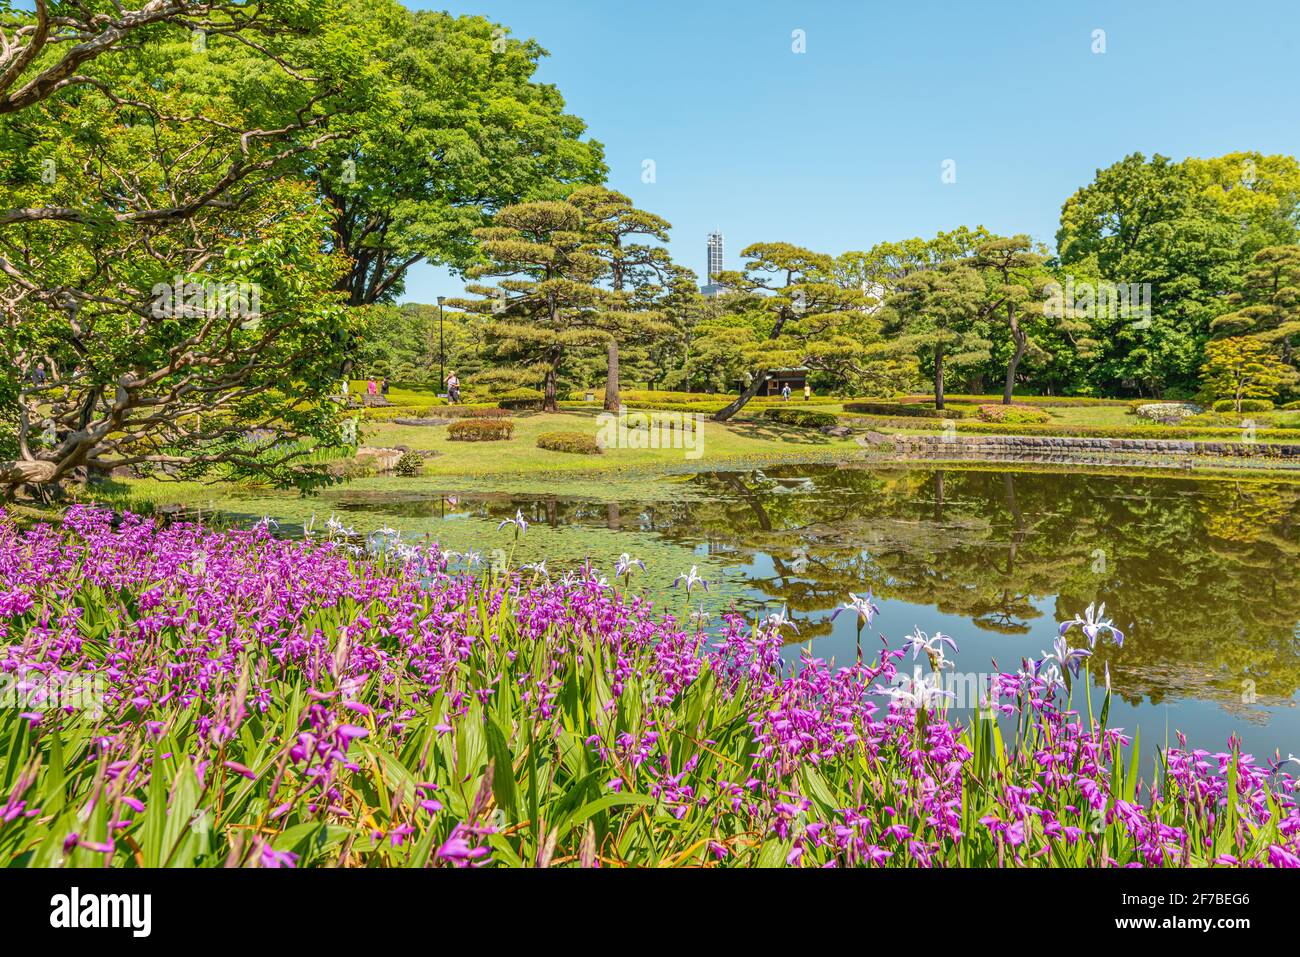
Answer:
(367, 379, 377, 396)
(380, 377, 390, 397)
(446, 371, 461, 404)
(803, 382, 812, 401)
(781, 382, 791, 401)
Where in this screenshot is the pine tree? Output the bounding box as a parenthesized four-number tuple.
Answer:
(883, 264, 990, 410)
(709, 243, 895, 421)
(455, 202, 611, 411)
(1211, 245, 1300, 393)
(568, 187, 674, 411)
(969, 236, 1049, 403)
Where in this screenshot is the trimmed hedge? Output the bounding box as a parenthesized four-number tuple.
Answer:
(845, 401, 972, 419)
(536, 431, 602, 454)
(447, 418, 515, 441)
(443, 405, 512, 419)
(976, 404, 1053, 424)
(838, 414, 1300, 442)
(1212, 399, 1275, 413)
(762, 407, 839, 429)
(496, 388, 545, 411)
(898, 393, 1129, 408)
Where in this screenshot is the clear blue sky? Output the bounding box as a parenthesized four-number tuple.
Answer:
(399, 0, 1300, 302)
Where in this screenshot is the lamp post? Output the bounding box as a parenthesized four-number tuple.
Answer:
(436, 296, 446, 393)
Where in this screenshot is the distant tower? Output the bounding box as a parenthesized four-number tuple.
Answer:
(706, 230, 724, 281)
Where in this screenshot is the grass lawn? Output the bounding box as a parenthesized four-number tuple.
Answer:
(53, 389, 1300, 529)
(363, 407, 861, 478)
(1033, 405, 1138, 427)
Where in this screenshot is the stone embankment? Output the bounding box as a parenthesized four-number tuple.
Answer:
(866, 432, 1300, 466)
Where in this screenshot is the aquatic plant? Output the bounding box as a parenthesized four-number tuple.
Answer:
(0, 507, 1295, 868)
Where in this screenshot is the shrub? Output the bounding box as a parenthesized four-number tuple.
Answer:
(442, 405, 512, 419)
(843, 401, 971, 419)
(588, 400, 726, 415)
(837, 413, 1300, 442)
(976, 404, 1053, 424)
(898, 393, 1127, 408)
(1135, 402, 1201, 425)
(762, 407, 839, 429)
(496, 388, 545, 411)
(1213, 399, 1274, 413)
(447, 418, 515, 441)
(361, 406, 408, 422)
(393, 451, 424, 477)
(536, 431, 602, 455)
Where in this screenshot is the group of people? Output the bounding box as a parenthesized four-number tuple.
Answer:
(357, 372, 804, 405)
(362, 373, 460, 403)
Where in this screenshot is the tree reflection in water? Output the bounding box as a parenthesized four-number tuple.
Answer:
(335, 465, 1300, 732)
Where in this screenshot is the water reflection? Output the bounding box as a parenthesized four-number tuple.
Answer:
(325, 464, 1299, 757)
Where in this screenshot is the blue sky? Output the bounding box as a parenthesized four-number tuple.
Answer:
(425, 2, 1292, 300)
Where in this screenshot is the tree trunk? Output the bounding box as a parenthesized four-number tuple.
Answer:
(934, 351, 945, 411)
(1, 458, 58, 492)
(1003, 304, 1026, 404)
(712, 371, 769, 422)
(715, 305, 795, 422)
(604, 339, 621, 412)
(543, 353, 559, 413)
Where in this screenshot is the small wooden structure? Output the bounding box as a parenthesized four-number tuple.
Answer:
(762, 368, 808, 396)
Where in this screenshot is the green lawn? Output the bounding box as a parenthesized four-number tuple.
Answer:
(364, 407, 860, 478)
(61, 389, 1300, 527)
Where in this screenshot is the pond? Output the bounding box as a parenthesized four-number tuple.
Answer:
(200, 463, 1300, 763)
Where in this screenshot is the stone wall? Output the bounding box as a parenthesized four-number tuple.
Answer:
(884, 433, 1300, 462)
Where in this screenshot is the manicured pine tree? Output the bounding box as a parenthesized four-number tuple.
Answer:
(567, 187, 674, 411)
(1198, 336, 1289, 412)
(883, 264, 990, 410)
(709, 243, 889, 421)
(1210, 245, 1300, 393)
(969, 236, 1050, 404)
(456, 202, 610, 411)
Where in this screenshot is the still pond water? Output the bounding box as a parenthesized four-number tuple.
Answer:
(227, 463, 1300, 762)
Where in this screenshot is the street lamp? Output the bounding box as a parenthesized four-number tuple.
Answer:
(436, 296, 446, 393)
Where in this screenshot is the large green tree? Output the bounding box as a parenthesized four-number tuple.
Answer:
(314, 7, 606, 305)
(1, 3, 371, 496)
(1056, 152, 1300, 396)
